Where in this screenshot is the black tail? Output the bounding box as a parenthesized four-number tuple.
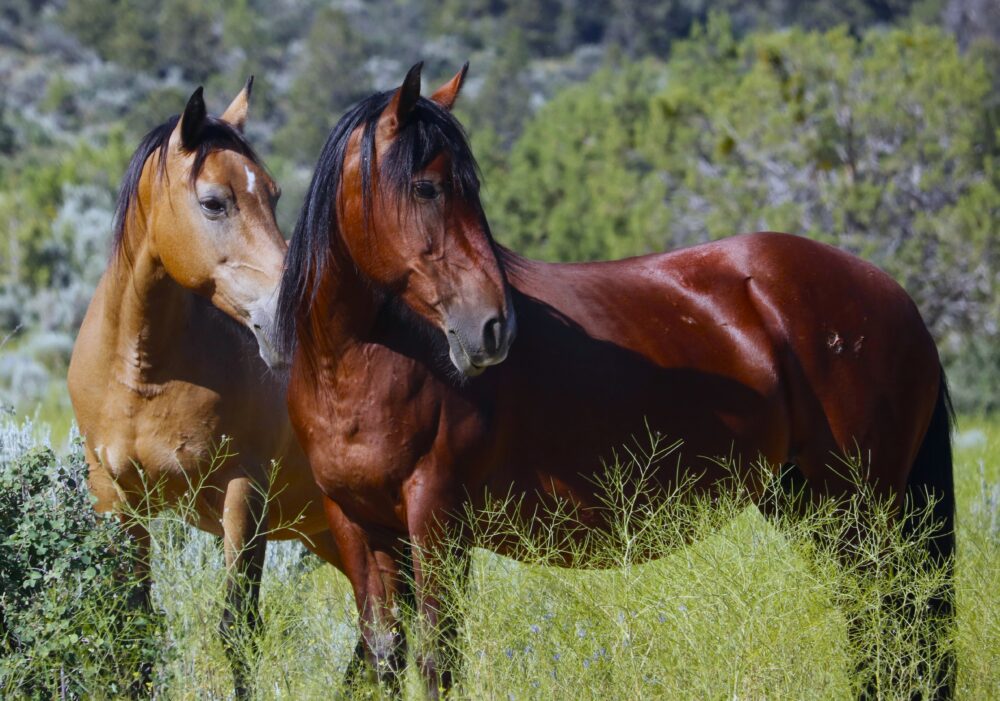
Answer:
(903, 368, 956, 700)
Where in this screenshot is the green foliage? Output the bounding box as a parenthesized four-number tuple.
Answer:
(59, 0, 222, 80)
(0, 131, 130, 333)
(487, 60, 669, 260)
(0, 415, 995, 698)
(273, 7, 373, 162)
(45, 416, 992, 699)
(0, 427, 163, 698)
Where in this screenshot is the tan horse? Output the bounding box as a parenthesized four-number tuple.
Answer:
(67, 82, 341, 696)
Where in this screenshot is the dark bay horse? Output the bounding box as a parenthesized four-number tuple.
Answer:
(278, 64, 954, 699)
(68, 82, 344, 697)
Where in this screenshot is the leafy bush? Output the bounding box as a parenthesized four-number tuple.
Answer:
(0, 420, 163, 698)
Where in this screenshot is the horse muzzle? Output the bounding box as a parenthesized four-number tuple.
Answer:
(445, 306, 516, 377)
(249, 309, 289, 372)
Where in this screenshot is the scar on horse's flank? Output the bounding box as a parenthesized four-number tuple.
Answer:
(827, 331, 845, 354)
(827, 331, 866, 356)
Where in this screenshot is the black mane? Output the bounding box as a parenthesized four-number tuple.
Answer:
(111, 114, 261, 263)
(275, 90, 482, 356)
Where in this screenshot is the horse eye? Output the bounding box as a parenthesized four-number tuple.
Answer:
(412, 181, 438, 200)
(200, 197, 226, 216)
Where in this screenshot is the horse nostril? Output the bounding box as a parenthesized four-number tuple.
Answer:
(483, 316, 503, 356)
(253, 324, 262, 331)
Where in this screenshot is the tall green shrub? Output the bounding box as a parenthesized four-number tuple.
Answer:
(0, 423, 163, 698)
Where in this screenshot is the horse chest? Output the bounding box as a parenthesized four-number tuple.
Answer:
(92, 373, 246, 484)
(301, 349, 438, 517)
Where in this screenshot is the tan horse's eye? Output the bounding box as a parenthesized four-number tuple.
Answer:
(412, 181, 438, 200)
(200, 197, 226, 217)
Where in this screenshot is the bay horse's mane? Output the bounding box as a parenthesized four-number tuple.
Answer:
(111, 114, 261, 264)
(275, 90, 484, 356)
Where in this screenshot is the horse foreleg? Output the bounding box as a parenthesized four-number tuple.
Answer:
(219, 475, 268, 700)
(121, 515, 154, 698)
(323, 496, 410, 697)
(90, 459, 156, 698)
(406, 487, 470, 699)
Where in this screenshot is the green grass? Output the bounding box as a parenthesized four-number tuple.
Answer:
(113, 420, 996, 700)
(4, 418, 998, 699)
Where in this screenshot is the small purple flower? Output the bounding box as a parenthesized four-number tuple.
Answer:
(504, 648, 514, 659)
(658, 613, 667, 623)
(553, 652, 561, 662)
(529, 624, 541, 634)
(583, 658, 591, 669)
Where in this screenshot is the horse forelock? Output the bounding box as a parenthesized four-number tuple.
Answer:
(275, 90, 487, 357)
(110, 114, 262, 267)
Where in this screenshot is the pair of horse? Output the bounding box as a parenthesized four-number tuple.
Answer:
(69, 64, 955, 699)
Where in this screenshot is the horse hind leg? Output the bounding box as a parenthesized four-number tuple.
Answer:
(219, 475, 268, 700)
(897, 379, 955, 701)
(766, 381, 955, 700)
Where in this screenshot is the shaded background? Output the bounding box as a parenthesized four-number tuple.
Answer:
(1, 0, 998, 437)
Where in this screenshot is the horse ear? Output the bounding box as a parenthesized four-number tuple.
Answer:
(178, 86, 207, 151)
(429, 62, 469, 111)
(384, 62, 423, 133)
(220, 75, 253, 132)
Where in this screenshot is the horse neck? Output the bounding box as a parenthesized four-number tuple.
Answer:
(301, 231, 381, 369)
(99, 220, 199, 388)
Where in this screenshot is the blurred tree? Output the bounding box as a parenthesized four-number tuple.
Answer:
(485, 61, 667, 260)
(606, 0, 693, 58)
(944, 0, 1000, 48)
(504, 0, 565, 56)
(60, 0, 159, 71)
(156, 0, 223, 82)
(273, 7, 372, 163)
(464, 28, 533, 147)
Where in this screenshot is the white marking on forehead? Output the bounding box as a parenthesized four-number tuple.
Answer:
(244, 165, 257, 195)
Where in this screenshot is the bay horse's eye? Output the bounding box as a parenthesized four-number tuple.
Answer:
(412, 181, 439, 200)
(199, 197, 226, 218)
